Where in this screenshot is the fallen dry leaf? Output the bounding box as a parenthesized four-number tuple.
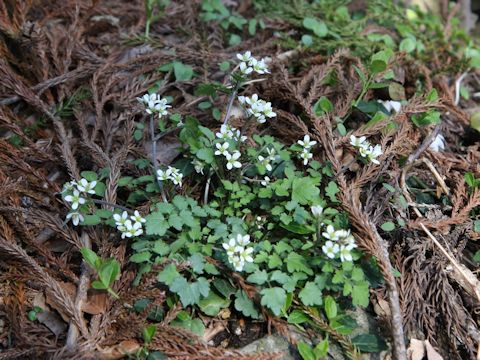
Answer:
(407, 338, 425, 360)
(82, 290, 108, 315)
(97, 340, 141, 360)
(425, 340, 443, 360)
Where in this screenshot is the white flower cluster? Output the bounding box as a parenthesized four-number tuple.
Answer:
(297, 134, 317, 165)
(349, 135, 383, 165)
(137, 93, 171, 117)
(258, 147, 277, 172)
(238, 94, 276, 124)
(321, 225, 357, 262)
(63, 178, 98, 226)
(236, 51, 269, 76)
(222, 234, 254, 271)
(378, 100, 401, 113)
(213, 125, 244, 171)
(157, 166, 183, 187)
(113, 210, 146, 239)
(216, 124, 247, 142)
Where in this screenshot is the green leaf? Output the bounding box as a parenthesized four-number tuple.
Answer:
(234, 290, 260, 319)
(219, 61, 230, 72)
(213, 279, 236, 298)
(170, 277, 204, 307)
(474, 250, 480, 264)
(188, 253, 205, 274)
(286, 253, 313, 275)
(351, 334, 388, 352)
(145, 211, 169, 236)
(98, 259, 120, 287)
(352, 282, 370, 307)
(380, 221, 395, 232)
(314, 339, 329, 358)
(81, 248, 100, 270)
(399, 37, 416, 53)
(260, 287, 287, 316)
(247, 270, 268, 285)
(292, 178, 320, 205)
(158, 264, 180, 286)
(411, 110, 441, 127)
(299, 282, 323, 306)
(173, 61, 194, 81)
(142, 324, 157, 344)
(198, 292, 230, 316)
(152, 240, 170, 256)
(303, 17, 328, 37)
(172, 318, 205, 336)
(80, 171, 98, 181)
(82, 214, 101, 226)
(287, 310, 310, 325)
(325, 181, 339, 202)
(297, 342, 315, 360)
(302, 34, 313, 46)
(91, 280, 108, 290)
(313, 96, 333, 115)
(130, 252, 152, 263)
(324, 296, 337, 320)
(370, 49, 393, 74)
(196, 148, 215, 164)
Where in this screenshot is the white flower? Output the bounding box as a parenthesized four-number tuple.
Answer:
(230, 255, 245, 271)
(223, 238, 237, 256)
(256, 114, 267, 124)
(66, 211, 84, 226)
(236, 234, 251, 246)
(131, 210, 146, 224)
(298, 134, 317, 149)
(137, 92, 171, 117)
(358, 145, 371, 159)
(378, 100, 401, 113)
(231, 128, 247, 142)
(64, 190, 86, 210)
(157, 168, 171, 181)
(368, 144, 382, 164)
(311, 205, 323, 218)
(192, 159, 205, 174)
(339, 243, 356, 262)
(216, 124, 234, 140)
(322, 241, 340, 259)
(62, 181, 77, 193)
(113, 211, 129, 228)
(76, 178, 97, 195)
(322, 225, 339, 241)
(266, 147, 276, 161)
(258, 155, 272, 171)
(170, 171, 183, 187)
(215, 142, 230, 156)
(154, 98, 171, 117)
(299, 148, 313, 165)
(237, 51, 252, 63)
(349, 135, 368, 148)
(429, 134, 445, 152)
(137, 93, 158, 105)
(225, 151, 242, 170)
(121, 220, 143, 238)
(245, 94, 259, 106)
(238, 246, 254, 263)
(251, 58, 269, 74)
(239, 62, 253, 75)
(261, 176, 270, 186)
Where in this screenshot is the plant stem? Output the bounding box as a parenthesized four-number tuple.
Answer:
(91, 199, 132, 213)
(150, 115, 168, 202)
(223, 80, 241, 125)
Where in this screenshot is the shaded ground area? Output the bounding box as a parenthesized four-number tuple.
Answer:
(1, 1, 480, 359)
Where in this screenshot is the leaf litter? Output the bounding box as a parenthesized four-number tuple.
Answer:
(0, 0, 480, 359)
